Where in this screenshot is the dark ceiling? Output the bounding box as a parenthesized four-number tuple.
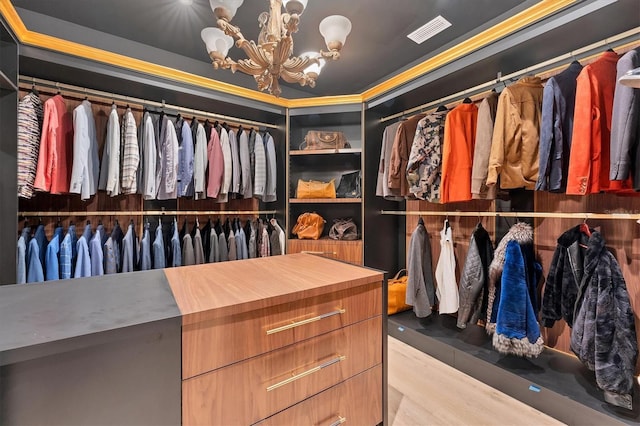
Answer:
(9, 0, 640, 101)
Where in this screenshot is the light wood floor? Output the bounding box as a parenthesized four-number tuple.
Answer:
(387, 336, 566, 426)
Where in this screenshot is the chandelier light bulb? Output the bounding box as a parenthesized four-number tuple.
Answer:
(283, 0, 308, 15)
(201, 27, 234, 57)
(209, 0, 244, 20)
(319, 15, 352, 51)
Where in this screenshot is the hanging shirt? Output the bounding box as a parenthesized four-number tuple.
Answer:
(139, 223, 152, 271)
(27, 238, 44, 283)
(248, 130, 257, 195)
(206, 127, 224, 198)
(253, 132, 267, 199)
(270, 218, 285, 255)
(98, 105, 122, 196)
(70, 100, 100, 200)
(193, 122, 208, 200)
(218, 127, 232, 202)
(34, 224, 48, 272)
(140, 112, 157, 199)
(120, 108, 140, 195)
(171, 219, 182, 267)
(238, 130, 252, 198)
(194, 227, 205, 264)
(435, 221, 459, 314)
(157, 118, 179, 200)
(122, 223, 136, 273)
(218, 231, 228, 262)
(45, 228, 63, 281)
(34, 94, 73, 194)
(74, 236, 91, 278)
(17, 92, 44, 199)
(228, 232, 237, 261)
(229, 129, 241, 194)
(209, 228, 219, 263)
(263, 132, 277, 202)
(248, 221, 257, 259)
(260, 225, 271, 257)
(153, 222, 166, 269)
(441, 103, 478, 203)
(17, 235, 27, 284)
(103, 236, 116, 275)
(60, 227, 73, 279)
(90, 228, 104, 276)
(177, 119, 195, 197)
(182, 233, 195, 266)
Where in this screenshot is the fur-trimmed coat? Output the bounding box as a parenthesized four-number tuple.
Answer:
(486, 222, 544, 358)
(569, 231, 637, 410)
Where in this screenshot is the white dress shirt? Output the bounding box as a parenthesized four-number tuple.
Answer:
(193, 122, 208, 200)
(70, 100, 99, 200)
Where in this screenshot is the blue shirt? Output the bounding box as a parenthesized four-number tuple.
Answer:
(45, 233, 60, 281)
(74, 236, 91, 278)
(171, 220, 182, 267)
(177, 120, 194, 197)
(67, 224, 78, 276)
(27, 238, 44, 283)
(60, 232, 72, 280)
(34, 224, 48, 271)
(90, 229, 104, 276)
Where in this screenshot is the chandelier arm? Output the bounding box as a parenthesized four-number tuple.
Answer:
(217, 19, 247, 43)
(283, 56, 317, 73)
(236, 40, 272, 69)
(280, 69, 316, 88)
(232, 59, 269, 76)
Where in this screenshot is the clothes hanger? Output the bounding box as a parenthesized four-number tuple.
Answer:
(579, 218, 591, 237)
(462, 97, 472, 104)
(30, 78, 39, 96)
(436, 105, 448, 112)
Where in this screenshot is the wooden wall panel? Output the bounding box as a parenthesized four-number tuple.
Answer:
(535, 191, 640, 372)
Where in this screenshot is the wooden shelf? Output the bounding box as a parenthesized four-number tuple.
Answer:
(289, 198, 362, 204)
(290, 148, 362, 155)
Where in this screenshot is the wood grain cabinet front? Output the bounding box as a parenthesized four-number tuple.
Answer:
(288, 239, 363, 265)
(256, 366, 383, 426)
(182, 316, 382, 426)
(182, 282, 381, 379)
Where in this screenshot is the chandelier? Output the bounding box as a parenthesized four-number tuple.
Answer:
(201, 0, 352, 97)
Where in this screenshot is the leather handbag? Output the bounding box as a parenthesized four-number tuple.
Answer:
(336, 170, 361, 198)
(292, 212, 326, 240)
(328, 218, 358, 241)
(296, 179, 336, 199)
(388, 269, 412, 315)
(299, 131, 351, 150)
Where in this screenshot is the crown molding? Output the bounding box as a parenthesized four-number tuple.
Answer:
(1, 0, 577, 108)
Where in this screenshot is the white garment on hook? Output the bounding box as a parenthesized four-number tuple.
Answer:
(435, 220, 459, 314)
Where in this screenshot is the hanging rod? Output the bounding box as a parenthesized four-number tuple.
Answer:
(19, 210, 278, 217)
(380, 27, 640, 123)
(18, 76, 280, 130)
(380, 210, 640, 221)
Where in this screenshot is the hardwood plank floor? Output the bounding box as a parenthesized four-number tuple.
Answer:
(387, 336, 566, 426)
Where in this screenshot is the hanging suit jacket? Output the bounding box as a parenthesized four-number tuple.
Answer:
(218, 127, 232, 202)
(229, 129, 241, 195)
(140, 224, 152, 271)
(193, 228, 205, 264)
(152, 223, 166, 269)
(441, 103, 477, 203)
(140, 113, 157, 199)
(27, 238, 44, 283)
(218, 231, 228, 262)
(177, 119, 195, 197)
(263, 132, 278, 202)
(406, 222, 435, 318)
(239, 130, 252, 199)
(435, 221, 458, 313)
(17, 236, 26, 284)
(193, 122, 208, 200)
(609, 48, 640, 189)
(90, 228, 104, 276)
(567, 51, 627, 194)
(536, 61, 583, 192)
(487, 76, 544, 190)
(253, 132, 267, 199)
(74, 236, 91, 278)
(182, 233, 195, 266)
(34, 95, 73, 194)
(209, 228, 219, 263)
(120, 108, 140, 195)
(157, 117, 179, 200)
(70, 100, 100, 200)
(206, 127, 224, 198)
(60, 229, 73, 279)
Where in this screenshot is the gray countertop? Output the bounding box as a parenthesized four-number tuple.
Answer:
(0, 270, 181, 365)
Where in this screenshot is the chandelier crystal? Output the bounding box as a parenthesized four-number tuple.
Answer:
(201, 0, 352, 97)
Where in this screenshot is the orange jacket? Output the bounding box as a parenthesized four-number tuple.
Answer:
(34, 95, 73, 194)
(440, 103, 478, 203)
(566, 51, 630, 194)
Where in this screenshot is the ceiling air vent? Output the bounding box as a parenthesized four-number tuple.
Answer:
(407, 15, 452, 44)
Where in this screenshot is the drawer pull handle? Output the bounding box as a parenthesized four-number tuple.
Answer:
(266, 309, 346, 335)
(266, 355, 346, 392)
(329, 416, 347, 426)
(301, 250, 337, 255)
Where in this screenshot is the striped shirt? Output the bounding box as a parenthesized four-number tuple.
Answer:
(17, 92, 44, 198)
(120, 108, 139, 194)
(253, 132, 266, 199)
